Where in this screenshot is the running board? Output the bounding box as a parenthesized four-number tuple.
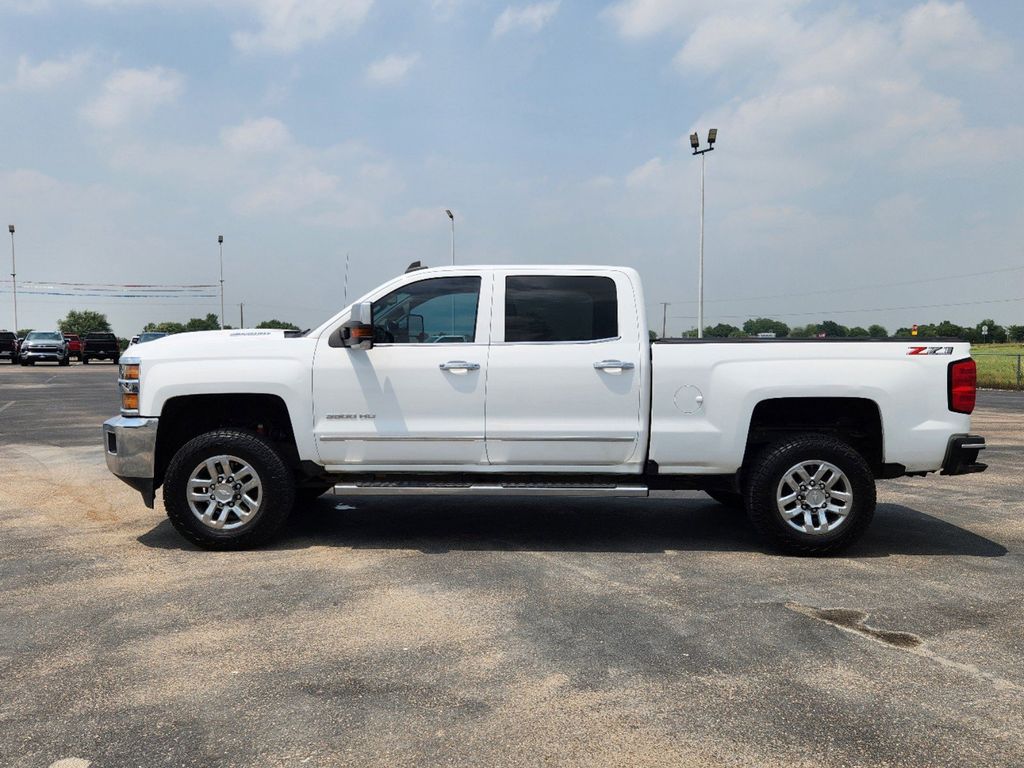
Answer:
(331, 482, 649, 497)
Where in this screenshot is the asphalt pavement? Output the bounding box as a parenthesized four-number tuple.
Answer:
(1, 364, 1022, 767)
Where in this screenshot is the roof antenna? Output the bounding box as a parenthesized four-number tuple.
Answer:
(405, 261, 427, 273)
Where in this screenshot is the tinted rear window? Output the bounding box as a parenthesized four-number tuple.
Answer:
(86, 333, 116, 340)
(0, 332, 14, 340)
(505, 276, 618, 342)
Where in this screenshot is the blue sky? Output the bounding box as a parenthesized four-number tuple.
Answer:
(1, 0, 1022, 335)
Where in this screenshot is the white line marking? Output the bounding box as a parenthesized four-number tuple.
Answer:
(45, 375, 57, 384)
(0, 401, 14, 415)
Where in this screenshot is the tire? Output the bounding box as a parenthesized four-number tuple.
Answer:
(82, 357, 90, 364)
(164, 429, 296, 550)
(19, 359, 27, 366)
(745, 433, 876, 556)
(59, 357, 69, 367)
(113, 357, 120, 365)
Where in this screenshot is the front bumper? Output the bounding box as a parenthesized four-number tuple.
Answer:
(21, 350, 66, 361)
(940, 434, 987, 476)
(103, 416, 159, 507)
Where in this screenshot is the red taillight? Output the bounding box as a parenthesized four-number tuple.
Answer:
(948, 358, 977, 414)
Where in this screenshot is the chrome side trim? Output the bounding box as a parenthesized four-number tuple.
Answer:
(317, 435, 634, 443)
(332, 483, 649, 497)
(318, 435, 483, 442)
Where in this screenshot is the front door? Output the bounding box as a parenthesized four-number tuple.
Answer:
(484, 271, 645, 471)
(313, 274, 490, 469)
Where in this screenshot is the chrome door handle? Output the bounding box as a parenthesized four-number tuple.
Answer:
(594, 360, 635, 371)
(439, 360, 480, 371)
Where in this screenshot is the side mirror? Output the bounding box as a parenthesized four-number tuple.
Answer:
(341, 301, 374, 350)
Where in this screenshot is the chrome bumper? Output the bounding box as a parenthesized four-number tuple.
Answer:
(103, 416, 159, 507)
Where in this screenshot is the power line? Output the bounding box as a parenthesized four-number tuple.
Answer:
(671, 264, 1024, 306)
(670, 293, 1024, 321)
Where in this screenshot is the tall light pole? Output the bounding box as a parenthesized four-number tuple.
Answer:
(445, 209, 455, 265)
(8, 224, 16, 335)
(690, 128, 717, 339)
(659, 302, 670, 338)
(217, 235, 225, 330)
(239, 302, 244, 328)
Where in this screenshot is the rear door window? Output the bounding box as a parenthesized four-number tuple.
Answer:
(504, 276, 618, 342)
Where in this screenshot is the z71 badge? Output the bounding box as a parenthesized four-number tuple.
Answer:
(907, 346, 954, 355)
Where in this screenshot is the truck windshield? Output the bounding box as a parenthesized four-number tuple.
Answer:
(27, 332, 63, 342)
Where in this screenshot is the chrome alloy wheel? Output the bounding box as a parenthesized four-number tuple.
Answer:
(776, 460, 853, 535)
(186, 455, 262, 531)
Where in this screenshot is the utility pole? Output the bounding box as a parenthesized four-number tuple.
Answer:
(660, 302, 669, 338)
(689, 129, 717, 339)
(445, 209, 455, 265)
(218, 235, 225, 330)
(239, 302, 244, 328)
(7, 225, 16, 335)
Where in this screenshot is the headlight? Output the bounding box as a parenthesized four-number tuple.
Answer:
(119, 359, 141, 414)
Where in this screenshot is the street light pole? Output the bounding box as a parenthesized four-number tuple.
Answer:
(660, 302, 669, 338)
(239, 302, 244, 328)
(218, 235, 224, 330)
(690, 129, 717, 339)
(445, 209, 455, 265)
(7, 225, 16, 335)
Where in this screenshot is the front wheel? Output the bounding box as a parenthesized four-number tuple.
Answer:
(163, 429, 295, 550)
(745, 434, 876, 556)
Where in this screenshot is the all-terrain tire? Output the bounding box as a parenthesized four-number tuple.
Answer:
(164, 429, 295, 550)
(745, 433, 876, 556)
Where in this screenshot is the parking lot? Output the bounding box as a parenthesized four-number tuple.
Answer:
(1, 364, 1022, 767)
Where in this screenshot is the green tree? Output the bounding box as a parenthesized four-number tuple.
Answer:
(184, 314, 222, 332)
(58, 309, 112, 337)
(703, 323, 740, 338)
(788, 323, 817, 338)
(1007, 325, 1024, 342)
(867, 324, 888, 338)
(17, 328, 33, 337)
(742, 317, 790, 338)
(819, 320, 848, 338)
(974, 319, 1006, 343)
(848, 326, 869, 337)
(144, 321, 186, 334)
(256, 319, 301, 331)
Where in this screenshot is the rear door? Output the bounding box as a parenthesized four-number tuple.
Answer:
(484, 270, 645, 471)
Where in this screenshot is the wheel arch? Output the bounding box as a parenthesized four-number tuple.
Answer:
(154, 393, 300, 488)
(743, 397, 886, 477)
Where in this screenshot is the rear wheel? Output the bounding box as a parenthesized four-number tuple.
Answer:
(82, 356, 90, 364)
(164, 429, 295, 550)
(745, 433, 875, 556)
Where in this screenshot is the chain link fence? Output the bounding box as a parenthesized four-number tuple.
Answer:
(974, 353, 1024, 390)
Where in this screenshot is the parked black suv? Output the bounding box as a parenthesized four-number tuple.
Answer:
(0, 331, 16, 364)
(82, 332, 120, 364)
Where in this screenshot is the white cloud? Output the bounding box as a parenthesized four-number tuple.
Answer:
(231, 0, 374, 53)
(492, 1, 559, 38)
(220, 117, 292, 153)
(7, 52, 91, 91)
(365, 54, 419, 86)
(625, 156, 665, 188)
(603, 0, 803, 40)
(900, 1, 1011, 72)
(81, 66, 183, 128)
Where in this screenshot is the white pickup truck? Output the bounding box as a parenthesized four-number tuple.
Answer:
(103, 264, 987, 554)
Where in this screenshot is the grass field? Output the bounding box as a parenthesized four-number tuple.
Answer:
(972, 343, 1024, 389)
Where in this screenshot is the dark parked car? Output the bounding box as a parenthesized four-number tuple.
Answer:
(0, 331, 17, 363)
(19, 330, 70, 366)
(82, 332, 120, 364)
(63, 333, 82, 361)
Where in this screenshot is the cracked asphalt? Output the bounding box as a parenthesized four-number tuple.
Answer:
(1, 364, 1022, 767)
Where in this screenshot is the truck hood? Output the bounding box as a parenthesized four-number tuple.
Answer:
(126, 329, 313, 364)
